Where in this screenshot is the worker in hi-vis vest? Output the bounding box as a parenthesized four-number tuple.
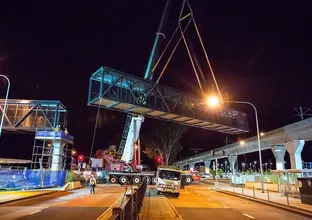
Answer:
(89, 174, 97, 194)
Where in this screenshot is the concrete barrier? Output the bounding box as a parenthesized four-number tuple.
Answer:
(245, 181, 279, 192)
(63, 181, 82, 191)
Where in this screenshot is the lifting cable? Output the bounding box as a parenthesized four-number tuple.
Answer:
(178, 0, 204, 95)
(152, 0, 224, 101)
(89, 98, 102, 162)
(155, 18, 192, 85)
(185, 0, 223, 102)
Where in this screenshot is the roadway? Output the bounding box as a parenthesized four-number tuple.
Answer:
(0, 184, 125, 220)
(165, 183, 311, 220)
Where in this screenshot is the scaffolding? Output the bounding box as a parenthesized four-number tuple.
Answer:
(31, 131, 74, 171)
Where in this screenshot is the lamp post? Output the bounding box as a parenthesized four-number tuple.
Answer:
(207, 97, 265, 193)
(0, 74, 10, 138)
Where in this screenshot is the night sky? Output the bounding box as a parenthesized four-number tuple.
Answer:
(0, 1, 311, 167)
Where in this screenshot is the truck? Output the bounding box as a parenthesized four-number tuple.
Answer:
(89, 115, 159, 185)
(89, 115, 194, 186)
(156, 167, 182, 197)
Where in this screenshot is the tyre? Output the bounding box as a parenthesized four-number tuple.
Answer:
(185, 176, 192, 184)
(175, 193, 180, 197)
(157, 191, 160, 195)
(152, 177, 157, 185)
(143, 176, 151, 184)
(132, 176, 141, 185)
(119, 176, 128, 185)
(110, 176, 118, 184)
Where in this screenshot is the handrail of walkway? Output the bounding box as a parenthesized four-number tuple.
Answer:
(109, 179, 147, 220)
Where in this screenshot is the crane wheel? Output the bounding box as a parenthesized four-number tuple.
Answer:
(152, 177, 157, 185)
(143, 176, 151, 184)
(110, 176, 118, 184)
(132, 176, 141, 185)
(119, 176, 128, 185)
(185, 176, 192, 184)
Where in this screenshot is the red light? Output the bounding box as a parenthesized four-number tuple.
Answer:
(155, 156, 161, 164)
(78, 155, 84, 163)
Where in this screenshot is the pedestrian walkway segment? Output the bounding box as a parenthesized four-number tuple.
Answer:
(88, 66, 249, 134)
(0, 99, 67, 133)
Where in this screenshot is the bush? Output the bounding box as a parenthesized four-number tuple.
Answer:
(65, 171, 76, 183)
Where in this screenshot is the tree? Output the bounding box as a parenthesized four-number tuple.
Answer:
(142, 122, 187, 166)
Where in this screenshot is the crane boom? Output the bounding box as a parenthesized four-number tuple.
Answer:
(120, 115, 144, 165)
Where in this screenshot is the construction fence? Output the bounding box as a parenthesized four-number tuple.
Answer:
(0, 169, 67, 190)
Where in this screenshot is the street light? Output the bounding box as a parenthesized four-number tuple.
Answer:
(0, 74, 10, 138)
(72, 150, 76, 155)
(239, 140, 245, 146)
(207, 95, 265, 193)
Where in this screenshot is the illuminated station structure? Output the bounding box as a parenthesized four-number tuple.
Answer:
(0, 99, 74, 174)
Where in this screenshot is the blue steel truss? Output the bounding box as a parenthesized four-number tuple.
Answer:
(88, 66, 249, 134)
(0, 99, 67, 133)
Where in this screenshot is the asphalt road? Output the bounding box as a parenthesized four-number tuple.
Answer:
(0, 184, 125, 220)
(167, 184, 311, 220)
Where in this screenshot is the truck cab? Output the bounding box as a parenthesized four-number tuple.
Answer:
(156, 167, 181, 197)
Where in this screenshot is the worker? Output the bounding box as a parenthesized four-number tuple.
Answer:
(54, 125, 62, 132)
(89, 174, 97, 194)
(64, 128, 69, 134)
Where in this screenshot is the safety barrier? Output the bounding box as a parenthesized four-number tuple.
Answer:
(109, 179, 147, 220)
(0, 169, 67, 190)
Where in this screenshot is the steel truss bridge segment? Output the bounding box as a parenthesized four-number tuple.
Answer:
(88, 66, 249, 134)
(172, 117, 312, 166)
(0, 99, 67, 133)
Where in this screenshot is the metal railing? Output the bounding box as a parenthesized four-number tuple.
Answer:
(109, 179, 147, 220)
(213, 181, 308, 209)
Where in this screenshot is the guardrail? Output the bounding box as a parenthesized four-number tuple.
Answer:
(109, 179, 147, 220)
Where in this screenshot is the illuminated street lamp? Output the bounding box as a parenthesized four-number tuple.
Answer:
(239, 140, 245, 146)
(72, 150, 76, 155)
(260, 132, 265, 136)
(207, 95, 265, 193)
(0, 74, 10, 138)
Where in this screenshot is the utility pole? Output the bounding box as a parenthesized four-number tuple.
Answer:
(293, 106, 312, 120)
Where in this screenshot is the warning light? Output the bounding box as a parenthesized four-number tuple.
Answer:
(155, 156, 161, 164)
(78, 155, 84, 163)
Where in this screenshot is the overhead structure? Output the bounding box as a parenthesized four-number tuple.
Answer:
(172, 117, 312, 170)
(0, 158, 32, 164)
(0, 99, 67, 133)
(88, 67, 248, 134)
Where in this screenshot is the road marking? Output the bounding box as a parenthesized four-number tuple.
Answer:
(243, 213, 255, 219)
(207, 198, 212, 201)
(29, 210, 41, 215)
(61, 201, 67, 204)
(223, 205, 229, 208)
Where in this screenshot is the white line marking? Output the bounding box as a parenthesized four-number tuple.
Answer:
(223, 205, 229, 208)
(61, 201, 67, 204)
(207, 198, 212, 201)
(243, 213, 255, 219)
(29, 210, 41, 215)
